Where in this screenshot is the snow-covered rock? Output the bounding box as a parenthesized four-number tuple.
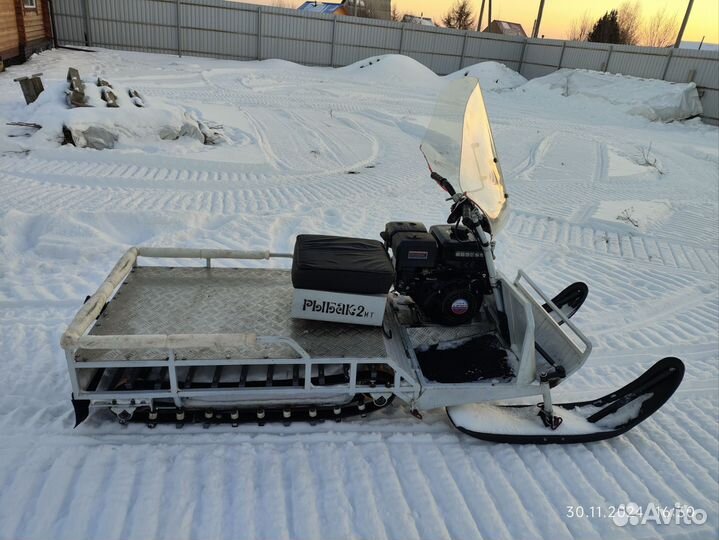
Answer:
(18, 79, 221, 149)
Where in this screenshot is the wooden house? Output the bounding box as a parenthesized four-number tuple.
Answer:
(0, 0, 53, 67)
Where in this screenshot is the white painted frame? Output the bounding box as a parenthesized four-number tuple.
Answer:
(61, 247, 594, 416)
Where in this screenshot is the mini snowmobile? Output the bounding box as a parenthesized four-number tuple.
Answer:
(61, 78, 684, 443)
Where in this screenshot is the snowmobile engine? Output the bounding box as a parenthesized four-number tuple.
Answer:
(382, 222, 491, 325)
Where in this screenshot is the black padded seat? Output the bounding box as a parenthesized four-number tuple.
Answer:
(292, 234, 395, 295)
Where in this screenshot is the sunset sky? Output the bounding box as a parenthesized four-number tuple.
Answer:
(257, 0, 719, 44)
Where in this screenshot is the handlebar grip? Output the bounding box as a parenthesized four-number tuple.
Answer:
(430, 172, 456, 196)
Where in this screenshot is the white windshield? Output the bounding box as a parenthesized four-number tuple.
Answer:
(420, 77, 508, 233)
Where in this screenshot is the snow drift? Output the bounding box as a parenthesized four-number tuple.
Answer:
(523, 68, 703, 122)
(340, 55, 528, 94)
(338, 54, 439, 87)
(445, 61, 528, 91)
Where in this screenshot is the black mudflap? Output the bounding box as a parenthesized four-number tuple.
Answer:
(71, 394, 90, 427)
(542, 281, 589, 324)
(447, 357, 684, 444)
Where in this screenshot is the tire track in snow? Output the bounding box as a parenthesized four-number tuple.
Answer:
(309, 443, 353, 540)
(507, 132, 556, 180)
(536, 445, 613, 539)
(414, 445, 483, 540)
(593, 141, 609, 182)
(464, 447, 549, 540)
(363, 443, 422, 540)
(255, 445, 291, 540)
(339, 443, 391, 540)
(390, 443, 453, 540)
(506, 210, 718, 274)
(1, 450, 57, 539)
(0, 165, 422, 215)
(288, 443, 324, 540)
(441, 445, 515, 540)
(0, 420, 715, 540)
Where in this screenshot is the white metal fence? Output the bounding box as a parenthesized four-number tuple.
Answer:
(51, 0, 719, 123)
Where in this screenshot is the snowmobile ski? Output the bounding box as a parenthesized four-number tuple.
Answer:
(543, 281, 589, 325)
(446, 357, 684, 444)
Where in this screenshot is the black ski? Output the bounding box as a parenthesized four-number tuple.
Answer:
(543, 281, 589, 325)
(447, 357, 684, 444)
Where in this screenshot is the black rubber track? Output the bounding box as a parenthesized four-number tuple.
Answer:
(129, 394, 395, 427)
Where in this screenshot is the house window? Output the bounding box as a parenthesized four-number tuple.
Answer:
(24, 0, 37, 8)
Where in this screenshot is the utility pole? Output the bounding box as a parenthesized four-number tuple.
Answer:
(674, 0, 694, 48)
(487, 0, 492, 27)
(477, 0, 485, 31)
(532, 0, 545, 38)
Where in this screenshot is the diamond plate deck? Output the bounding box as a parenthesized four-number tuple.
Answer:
(79, 267, 389, 362)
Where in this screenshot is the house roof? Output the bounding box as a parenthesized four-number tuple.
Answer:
(297, 2, 345, 14)
(402, 15, 435, 26)
(486, 20, 527, 37)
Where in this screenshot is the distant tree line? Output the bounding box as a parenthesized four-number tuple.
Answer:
(569, 2, 680, 47)
(436, 0, 679, 47)
(278, 0, 679, 47)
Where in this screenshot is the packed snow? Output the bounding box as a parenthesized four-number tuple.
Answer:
(0, 48, 717, 540)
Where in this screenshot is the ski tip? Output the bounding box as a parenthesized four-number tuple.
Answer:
(543, 281, 589, 321)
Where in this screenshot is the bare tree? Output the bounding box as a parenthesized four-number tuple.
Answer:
(617, 1, 641, 45)
(442, 0, 475, 30)
(391, 5, 402, 22)
(643, 6, 679, 47)
(567, 10, 593, 41)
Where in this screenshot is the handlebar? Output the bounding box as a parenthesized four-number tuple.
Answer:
(430, 171, 456, 196)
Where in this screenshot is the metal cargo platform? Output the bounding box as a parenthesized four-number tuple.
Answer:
(80, 266, 389, 362)
(62, 248, 419, 413)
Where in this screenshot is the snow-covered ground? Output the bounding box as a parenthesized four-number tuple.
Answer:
(0, 49, 717, 540)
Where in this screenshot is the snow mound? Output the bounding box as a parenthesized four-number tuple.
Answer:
(523, 69, 703, 122)
(445, 61, 527, 91)
(338, 54, 439, 86)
